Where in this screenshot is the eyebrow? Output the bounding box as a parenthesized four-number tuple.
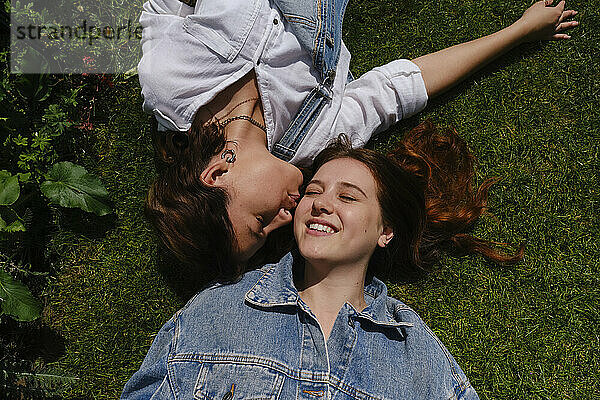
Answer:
(308, 180, 368, 198)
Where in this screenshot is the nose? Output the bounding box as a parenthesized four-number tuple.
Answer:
(312, 194, 333, 215)
(263, 208, 293, 235)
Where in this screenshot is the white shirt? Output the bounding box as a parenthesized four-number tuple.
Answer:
(138, 0, 428, 166)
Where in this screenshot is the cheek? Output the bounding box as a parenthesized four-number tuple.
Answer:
(346, 210, 381, 243)
(344, 210, 372, 232)
(268, 159, 289, 188)
(293, 202, 311, 231)
(243, 160, 275, 187)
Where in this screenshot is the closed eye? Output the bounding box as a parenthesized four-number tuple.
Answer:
(340, 195, 356, 201)
(256, 216, 266, 228)
(250, 218, 266, 240)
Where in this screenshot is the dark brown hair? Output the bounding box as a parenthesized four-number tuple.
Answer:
(146, 115, 523, 290)
(144, 114, 242, 285)
(311, 120, 524, 281)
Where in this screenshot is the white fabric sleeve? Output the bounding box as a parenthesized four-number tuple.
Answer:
(332, 59, 428, 147)
(142, 0, 194, 16)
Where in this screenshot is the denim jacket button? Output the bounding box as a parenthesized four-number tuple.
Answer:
(273, 18, 279, 25)
(327, 70, 336, 81)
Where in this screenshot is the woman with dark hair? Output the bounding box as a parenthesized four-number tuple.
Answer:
(121, 121, 523, 399)
(140, 0, 574, 281)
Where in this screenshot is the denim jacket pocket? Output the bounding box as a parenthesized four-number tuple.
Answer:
(193, 355, 285, 400)
(182, 0, 261, 62)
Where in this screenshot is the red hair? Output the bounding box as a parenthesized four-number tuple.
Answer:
(310, 120, 524, 281)
(394, 120, 524, 271)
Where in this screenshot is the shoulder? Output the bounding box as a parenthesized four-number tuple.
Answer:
(383, 295, 479, 399)
(174, 257, 287, 322)
(178, 267, 269, 315)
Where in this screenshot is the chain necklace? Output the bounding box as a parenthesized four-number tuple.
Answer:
(219, 115, 266, 133)
(205, 96, 266, 133)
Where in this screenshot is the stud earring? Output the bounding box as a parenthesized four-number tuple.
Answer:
(221, 149, 236, 163)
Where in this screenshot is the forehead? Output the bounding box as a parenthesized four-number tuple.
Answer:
(313, 158, 377, 192)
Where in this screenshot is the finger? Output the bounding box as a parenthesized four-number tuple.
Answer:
(555, 20, 579, 31)
(559, 9, 578, 22)
(552, 33, 571, 40)
(555, 0, 565, 12)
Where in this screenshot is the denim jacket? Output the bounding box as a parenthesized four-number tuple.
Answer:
(121, 252, 479, 399)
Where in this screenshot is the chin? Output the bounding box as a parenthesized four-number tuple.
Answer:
(299, 247, 351, 268)
(298, 243, 334, 262)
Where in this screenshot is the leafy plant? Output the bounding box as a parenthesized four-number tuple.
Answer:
(0, 46, 115, 328)
(0, 269, 42, 321)
(0, 171, 25, 233)
(15, 72, 51, 103)
(1, 361, 79, 398)
(0, 162, 112, 322)
(2, 1, 129, 397)
(40, 162, 112, 216)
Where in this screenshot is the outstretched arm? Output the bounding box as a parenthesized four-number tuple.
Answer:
(412, 0, 579, 99)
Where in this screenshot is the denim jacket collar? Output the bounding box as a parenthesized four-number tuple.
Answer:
(245, 252, 413, 328)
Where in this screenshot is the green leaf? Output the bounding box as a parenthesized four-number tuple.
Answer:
(0, 269, 42, 321)
(8, 370, 79, 393)
(11, 134, 28, 146)
(0, 207, 25, 232)
(3, 220, 26, 233)
(0, 170, 20, 205)
(40, 162, 112, 216)
(17, 172, 31, 183)
(14, 51, 51, 101)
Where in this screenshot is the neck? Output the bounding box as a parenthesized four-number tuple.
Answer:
(221, 96, 266, 147)
(196, 70, 267, 146)
(297, 260, 369, 313)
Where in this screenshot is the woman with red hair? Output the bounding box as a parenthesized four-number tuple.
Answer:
(122, 120, 524, 399)
(139, 0, 575, 283)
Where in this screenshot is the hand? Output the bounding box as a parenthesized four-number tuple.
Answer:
(513, 0, 579, 43)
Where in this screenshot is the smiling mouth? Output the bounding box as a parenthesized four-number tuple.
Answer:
(306, 221, 339, 235)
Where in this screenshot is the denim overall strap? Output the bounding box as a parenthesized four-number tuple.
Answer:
(271, 83, 332, 161)
(271, 0, 349, 161)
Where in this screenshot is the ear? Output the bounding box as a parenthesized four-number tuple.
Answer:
(377, 226, 394, 248)
(200, 158, 231, 186)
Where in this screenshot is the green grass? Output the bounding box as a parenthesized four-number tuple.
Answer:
(43, 0, 599, 398)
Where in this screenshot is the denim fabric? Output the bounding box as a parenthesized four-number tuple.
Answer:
(271, 83, 332, 162)
(121, 252, 479, 400)
(268, 0, 349, 161)
(273, 0, 349, 86)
